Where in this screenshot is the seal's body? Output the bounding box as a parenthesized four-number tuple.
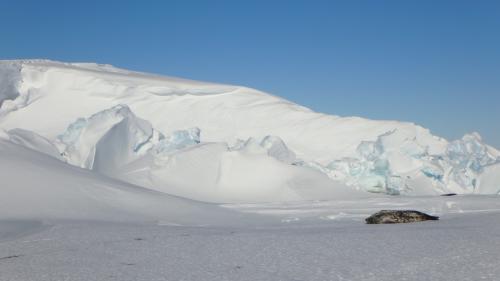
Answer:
(365, 210, 439, 224)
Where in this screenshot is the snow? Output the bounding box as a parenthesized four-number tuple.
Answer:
(1, 139, 499, 280)
(0, 59, 499, 281)
(0, 61, 21, 108)
(0, 60, 447, 162)
(3, 128, 63, 160)
(1, 191, 500, 281)
(259, 135, 297, 164)
(0, 140, 258, 225)
(43, 104, 360, 203)
(118, 141, 368, 203)
(0, 212, 499, 281)
(1, 59, 498, 198)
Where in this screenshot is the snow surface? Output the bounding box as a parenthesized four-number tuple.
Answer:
(1, 211, 500, 281)
(0, 140, 259, 226)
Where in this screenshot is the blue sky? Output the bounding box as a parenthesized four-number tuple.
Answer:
(1, 0, 499, 147)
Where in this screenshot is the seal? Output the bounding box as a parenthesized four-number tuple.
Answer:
(365, 210, 439, 224)
(441, 193, 457, 196)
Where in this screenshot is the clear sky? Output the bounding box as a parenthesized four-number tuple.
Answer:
(1, 0, 499, 147)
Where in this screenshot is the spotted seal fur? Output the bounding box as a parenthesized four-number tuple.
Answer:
(365, 210, 439, 224)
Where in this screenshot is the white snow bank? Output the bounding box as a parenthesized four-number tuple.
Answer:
(0, 139, 256, 225)
(117, 142, 367, 203)
(4, 128, 63, 160)
(49, 105, 361, 203)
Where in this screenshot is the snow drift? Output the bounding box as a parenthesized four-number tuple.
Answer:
(52, 104, 366, 203)
(0, 139, 260, 225)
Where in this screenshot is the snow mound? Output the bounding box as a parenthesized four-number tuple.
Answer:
(119, 141, 365, 203)
(3, 128, 63, 160)
(47, 105, 360, 203)
(0, 139, 255, 225)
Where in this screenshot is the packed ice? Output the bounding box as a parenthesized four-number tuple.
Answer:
(56, 104, 162, 170)
(311, 130, 500, 195)
(154, 127, 201, 155)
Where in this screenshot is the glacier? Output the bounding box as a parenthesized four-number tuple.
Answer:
(0, 59, 499, 202)
(4, 101, 499, 200)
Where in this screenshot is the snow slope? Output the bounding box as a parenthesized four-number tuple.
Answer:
(0, 139, 258, 226)
(0, 60, 447, 161)
(115, 141, 367, 203)
(0, 59, 499, 200)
